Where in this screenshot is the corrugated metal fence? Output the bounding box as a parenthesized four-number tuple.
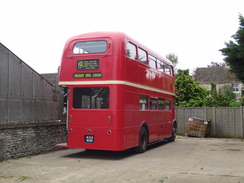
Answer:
(0, 43, 59, 124)
(176, 107, 244, 138)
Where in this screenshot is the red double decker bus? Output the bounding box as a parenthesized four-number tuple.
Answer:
(58, 32, 176, 152)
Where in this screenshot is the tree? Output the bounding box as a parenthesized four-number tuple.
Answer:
(241, 96, 244, 106)
(204, 82, 230, 107)
(203, 82, 241, 107)
(166, 53, 178, 67)
(175, 70, 241, 107)
(175, 69, 208, 107)
(220, 14, 244, 83)
(207, 61, 225, 67)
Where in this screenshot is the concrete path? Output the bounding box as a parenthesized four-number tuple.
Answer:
(0, 136, 244, 183)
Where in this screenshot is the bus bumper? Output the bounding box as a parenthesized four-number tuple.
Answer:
(56, 143, 68, 148)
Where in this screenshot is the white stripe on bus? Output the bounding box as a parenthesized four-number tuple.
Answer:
(58, 80, 175, 96)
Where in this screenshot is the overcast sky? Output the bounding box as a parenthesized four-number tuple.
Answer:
(1, 0, 244, 74)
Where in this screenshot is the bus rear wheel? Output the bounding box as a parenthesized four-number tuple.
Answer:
(136, 127, 148, 153)
(168, 122, 177, 142)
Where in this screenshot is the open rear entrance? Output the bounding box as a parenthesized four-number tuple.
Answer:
(73, 87, 109, 109)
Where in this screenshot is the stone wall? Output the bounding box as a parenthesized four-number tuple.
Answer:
(0, 43, 66, 161)
(0, 122, 67, 161)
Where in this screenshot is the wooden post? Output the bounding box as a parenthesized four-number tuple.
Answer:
(241, 106, 243, 139)
(213, 107, 216, 136)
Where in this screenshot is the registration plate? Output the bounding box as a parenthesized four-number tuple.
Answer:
(84, 135, 94, 143)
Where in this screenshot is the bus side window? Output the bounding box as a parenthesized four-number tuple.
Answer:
(166, 100, 171, 111)
(165, 65, 172, 75)
(157, 59, 164, 72)
(126, 42, 137, 60)
(150, 98, 157, 110)
(139, 95, 148, 110)
(149, 55, 157, 69)
(158, 98, 165, 110)
(138, 48, 147, 65)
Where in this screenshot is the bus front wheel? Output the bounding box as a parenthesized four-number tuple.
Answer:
(136, 127, 148, 153)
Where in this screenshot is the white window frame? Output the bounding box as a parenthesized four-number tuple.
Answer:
(232, 84, 239, 93)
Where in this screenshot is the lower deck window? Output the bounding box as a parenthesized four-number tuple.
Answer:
(158, 99, 165, 110)
(73, 87, 109, 109)
(150, 98, 157, 110)
(140, 96, 170, 111)
(140, 95, 148, 110)
(166, 100, 172, 111)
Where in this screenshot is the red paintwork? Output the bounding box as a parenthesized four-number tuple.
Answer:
(58, 32, 176, 151)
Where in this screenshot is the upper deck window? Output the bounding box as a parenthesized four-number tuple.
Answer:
(149, 55, 157, 69)
(126, 43, 137, 60)
(157, 59, 164, 72)
(73, 40, 107, 54)
(138, 48, 147, 64)
(165, 65, 172, 75)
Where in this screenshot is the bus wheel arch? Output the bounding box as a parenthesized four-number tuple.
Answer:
(136, 122, 149, 153)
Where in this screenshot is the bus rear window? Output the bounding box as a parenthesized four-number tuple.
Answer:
(73, 40, 107, 54)
(73, 87, 109, 109)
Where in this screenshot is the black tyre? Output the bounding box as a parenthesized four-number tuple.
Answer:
(168, 123, 177, 142)
(136, 127, 148, 153)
